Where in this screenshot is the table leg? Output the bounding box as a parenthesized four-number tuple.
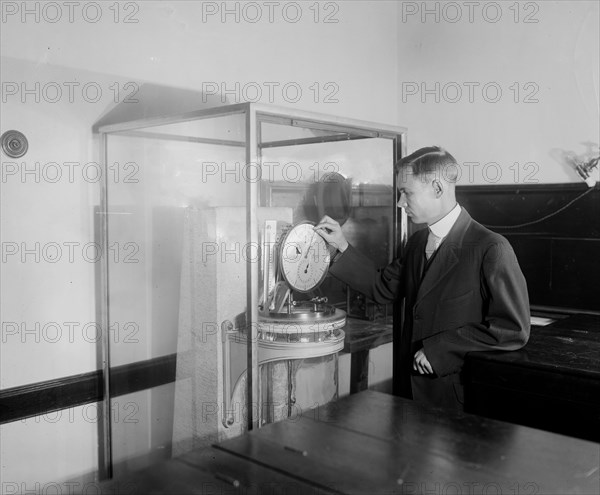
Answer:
(350, 349, 370, 394)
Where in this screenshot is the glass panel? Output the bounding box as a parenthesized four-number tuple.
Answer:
(127, 113, 246, 145)
(260, 120, 348, 145)
(257, 116, 396, 420)
(102, 106, 401, 477)
(259, 120, 396, 320)
(103, 111, 249, 471)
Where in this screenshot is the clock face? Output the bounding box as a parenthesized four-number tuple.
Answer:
(279, 222, 330, 293)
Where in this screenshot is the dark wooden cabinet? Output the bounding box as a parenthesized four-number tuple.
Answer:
(464, 313, 600, 442)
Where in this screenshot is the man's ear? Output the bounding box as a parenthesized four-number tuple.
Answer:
(431, 179, 444, 198)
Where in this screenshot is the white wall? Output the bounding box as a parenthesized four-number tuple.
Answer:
(0, 405, 99, 492)
(0, 0, 400, 488)
(396, 0, 600, 185)
(1, 0, 399, 122)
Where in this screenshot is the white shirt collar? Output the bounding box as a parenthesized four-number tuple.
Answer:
(429, 203, 461, 240)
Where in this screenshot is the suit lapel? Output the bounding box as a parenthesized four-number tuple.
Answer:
(415, 209, 472, 304)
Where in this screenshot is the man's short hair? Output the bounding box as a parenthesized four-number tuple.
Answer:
(395, 146, 459, 183)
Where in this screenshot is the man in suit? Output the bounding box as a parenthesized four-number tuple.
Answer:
(314, 146, 530, 411)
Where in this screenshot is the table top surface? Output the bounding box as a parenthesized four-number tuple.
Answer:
(215, 390, 600, 495)
(467, 313, 600, 377)
(342, 317, 393, 353)
(100, 390, 600, 494)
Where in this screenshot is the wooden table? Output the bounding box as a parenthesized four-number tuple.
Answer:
(97, 444, 331, 494)
(100, 390, 599, 494)
(215, 390, 599, 495)
(465, 313, 600, 441)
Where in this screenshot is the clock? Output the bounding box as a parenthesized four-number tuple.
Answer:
(278, 221, 330, 293)
(258, 220, 345, 339)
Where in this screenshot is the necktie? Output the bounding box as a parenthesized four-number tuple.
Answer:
(425, 229, 441, 260)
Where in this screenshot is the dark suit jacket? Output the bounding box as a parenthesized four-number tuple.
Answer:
(330, 207, 530, 410)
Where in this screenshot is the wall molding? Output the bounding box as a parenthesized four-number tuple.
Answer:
(0, 353, 178, 425)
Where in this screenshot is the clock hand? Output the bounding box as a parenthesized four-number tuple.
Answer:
(304, 232, 316, 259)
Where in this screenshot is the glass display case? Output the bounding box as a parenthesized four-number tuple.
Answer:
(96, 103, 406, 476)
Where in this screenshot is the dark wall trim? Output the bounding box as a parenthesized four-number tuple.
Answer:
(110, 353, 178, 397)
(0, 353, 177, 425)
(0, 370, 102, 425)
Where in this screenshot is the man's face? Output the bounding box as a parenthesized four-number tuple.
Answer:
(397, 168, 438, 225)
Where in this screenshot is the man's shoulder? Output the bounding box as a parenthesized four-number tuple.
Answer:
(461, 216, 516, 262)
(465, 214, 510, 244)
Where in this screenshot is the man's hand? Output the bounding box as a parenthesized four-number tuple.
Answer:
(314, 215, 349, 253)
(413, 348, 434, 375)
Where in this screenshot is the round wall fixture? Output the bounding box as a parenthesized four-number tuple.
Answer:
(1, 130, 29, 158)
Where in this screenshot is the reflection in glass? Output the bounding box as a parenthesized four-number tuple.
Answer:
(260, 134, 395, 320)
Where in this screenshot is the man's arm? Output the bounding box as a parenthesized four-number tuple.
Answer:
(329, 244, 404, 305)
(422, 238, 531, 377)
(314, 216, 404, 305)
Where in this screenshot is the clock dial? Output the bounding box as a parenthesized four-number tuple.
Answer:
(279, 222, 330, 293)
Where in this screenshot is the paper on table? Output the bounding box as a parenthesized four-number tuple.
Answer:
(530, 316, 556, 327)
